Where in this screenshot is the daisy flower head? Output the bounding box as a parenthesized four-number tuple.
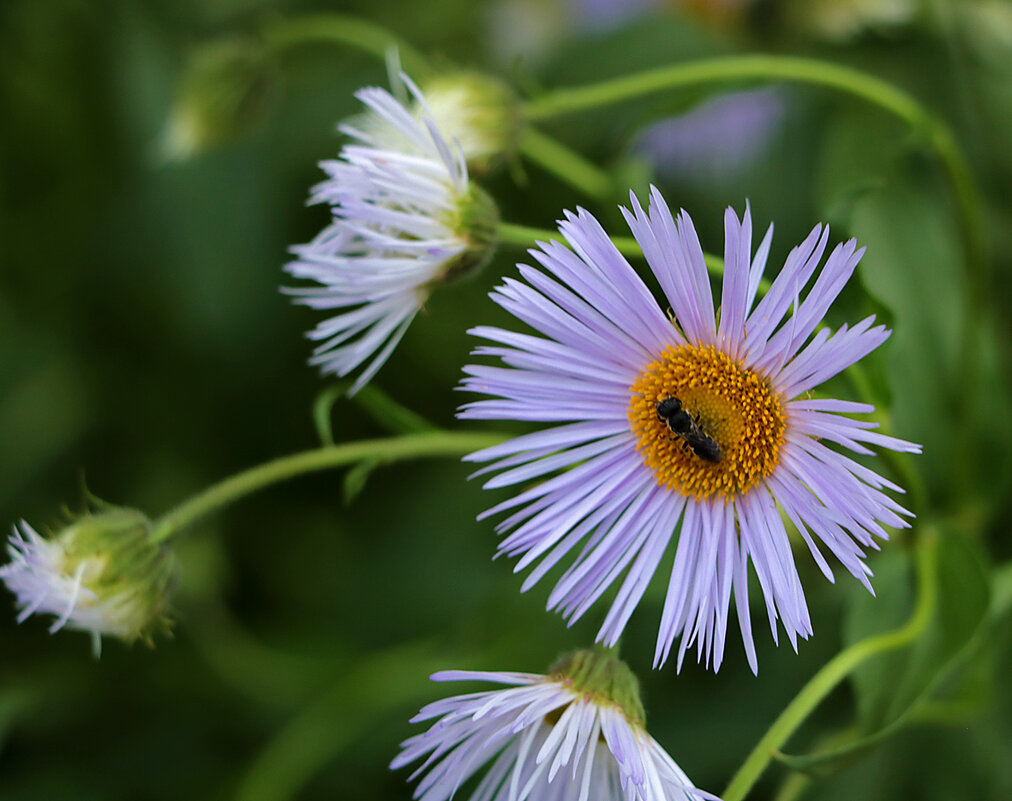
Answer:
(285, 73, 498, 395)
(1, 509, 174, 656)
(392, 648, 715, 801)
(459, 189, 920, 673)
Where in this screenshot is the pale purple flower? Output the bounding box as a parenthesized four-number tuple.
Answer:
(286, 75, 496, 394)
(392, 668, 711, 801)
(460, 189, 919, 673)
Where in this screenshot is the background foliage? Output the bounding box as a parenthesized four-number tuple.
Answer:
(1, 0, 1010, 799)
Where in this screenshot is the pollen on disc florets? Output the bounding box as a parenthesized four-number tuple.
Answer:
(628, 344, 787, 501)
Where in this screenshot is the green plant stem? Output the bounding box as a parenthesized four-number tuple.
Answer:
(518, 127, 613, 199)
(523, 55, 986, 287)
(721, 531, 939, 801)
(261, 13, 432, 78)
(149, 431, 506, 543)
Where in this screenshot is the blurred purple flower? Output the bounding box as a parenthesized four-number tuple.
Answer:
(635, 89, 786, 181)
(568, 0, 662, 30)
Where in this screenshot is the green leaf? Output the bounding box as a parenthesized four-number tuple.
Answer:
(846, 183, 965, 498)
(353, 385, 438, 434)
(778, 530, 990, 772)
(816, 107, 905, 221)
(312, 382, 437, 446)
(342, 458, 380, 506)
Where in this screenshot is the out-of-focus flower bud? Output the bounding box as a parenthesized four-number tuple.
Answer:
(348, 71, 523, 175)
(161, 38, 277, 161)
(1, 508, 175, 655)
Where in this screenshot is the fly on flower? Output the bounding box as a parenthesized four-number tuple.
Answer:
(392, 649, 715, 801)
(285, 73, 497, 395)
(459, 188, 920, 673)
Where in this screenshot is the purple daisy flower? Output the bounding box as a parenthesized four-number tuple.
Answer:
(459, 188, 920, 673)
(285, 75, 497, 394)
(392, 650, 714, 801)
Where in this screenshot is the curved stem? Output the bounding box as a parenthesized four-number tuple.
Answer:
(518, 127, 613, 200)
(523, 55, 986, 286)
(150, 431, 507, 543)
(261, 13, 432, 78)
(721, 531, 939, 801)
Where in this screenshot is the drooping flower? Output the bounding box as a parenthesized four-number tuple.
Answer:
(392, 648, 714, 801)
(460, 189, 919, 673)
(1, 509, 175, 656)
(285, 74, 498, 394)
(794, 0, 917, 41)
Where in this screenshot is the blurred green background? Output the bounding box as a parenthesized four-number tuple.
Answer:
(1, 0, 1011, 799)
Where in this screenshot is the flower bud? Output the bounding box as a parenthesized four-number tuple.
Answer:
(1, 509, 175, 655)
(161, 38, 277, 161)
(418, 72, 523, 174)
(347, 71, 523, 175)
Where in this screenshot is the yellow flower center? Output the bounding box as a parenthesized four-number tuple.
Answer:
(628, 345, 787, 501)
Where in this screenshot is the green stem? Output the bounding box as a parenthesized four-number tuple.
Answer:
(261, 13, 432, 78)
(518, 127, 613, 200)
(523, 55, 986, 286)
(722, 531, 939, 801)
(149, 431, 506, 543)
(497, 221, 758, 290)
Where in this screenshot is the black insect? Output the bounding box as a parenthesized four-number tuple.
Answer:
(655, 396, 722, 464)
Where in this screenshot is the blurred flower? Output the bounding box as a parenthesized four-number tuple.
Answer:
(634, 88, 785, 183)
(957, 0, 1012, 64)
(161, 38, 277, 161)
(568, 0, 662, 30)
(484, 0, 568, 68)
(286, 75, 498, 394)
(1, 509, 174, 655)
(570, 0, 752, 30)
(460, 191, 919, 673)
(392, 648, 712, 801)
(795, 0, 917, 41)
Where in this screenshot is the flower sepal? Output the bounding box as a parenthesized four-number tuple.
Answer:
(549, 647, 646, 727)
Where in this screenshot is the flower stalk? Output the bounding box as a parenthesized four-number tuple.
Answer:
(522, 54, 985, 294)
(721, 530, 939, 801)
(149, 431, 507, 544)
